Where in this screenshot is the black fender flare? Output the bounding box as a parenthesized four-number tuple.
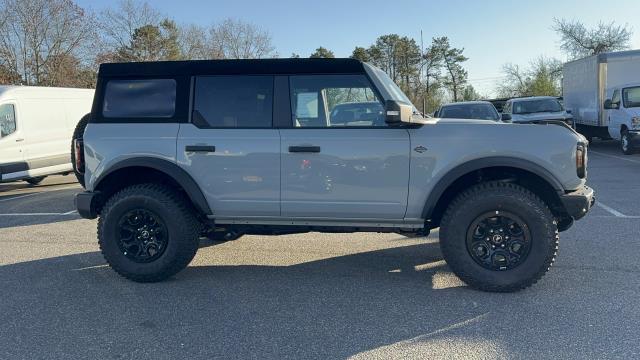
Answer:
(94, 157, 212, 215)
(421, 156, 565, 219)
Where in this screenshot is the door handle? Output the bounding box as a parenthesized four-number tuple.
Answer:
(15, 138, 24, 142)
(185, 145, 216, 153)
(289, 145, 321, 153)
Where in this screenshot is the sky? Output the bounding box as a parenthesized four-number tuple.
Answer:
(77, 0, 640, 96)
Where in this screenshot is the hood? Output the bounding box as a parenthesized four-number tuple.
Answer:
(512, 111, 571, 122)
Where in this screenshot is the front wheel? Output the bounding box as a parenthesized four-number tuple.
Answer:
(439, 182, 558, 292)
(621, 130, 634, 155)
(98, 183, 202, 282)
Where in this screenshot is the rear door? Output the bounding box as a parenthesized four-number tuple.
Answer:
(280, 74, 411, 219)
(0, 102, 25, 181)
(177, 75, 281, 217)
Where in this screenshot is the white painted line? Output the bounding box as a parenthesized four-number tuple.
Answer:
(0, 212, 78, 216)
(590, 150, 640, 164)
(0, 192, 40, 203)
(596, 202, 630, 218)
(61, 210, 78, 215)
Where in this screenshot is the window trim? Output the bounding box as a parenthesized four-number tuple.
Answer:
(91, 76, 190, 124)
(189, 74, 276, 129)
(287, 73, 389, 129)
(0, 102, 18, 139)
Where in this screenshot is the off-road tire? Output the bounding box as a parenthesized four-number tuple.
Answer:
(24, 176, 46, 185)
(71, 113, 90, 187)
(98, 183, 202, 282)
(439, 181, 559, 292)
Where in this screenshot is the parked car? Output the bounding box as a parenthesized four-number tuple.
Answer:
(483, 98, 510, 113)
(434, 101, 502, 121)
(74, 58, 593, 292)
(0, 86, 94, 184)
(563, 50, 640, 153)
(502, 96, 573, 125)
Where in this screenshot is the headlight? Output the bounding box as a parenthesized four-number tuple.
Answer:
(576, 144, 586, 179)
(632, 116, 640, 129)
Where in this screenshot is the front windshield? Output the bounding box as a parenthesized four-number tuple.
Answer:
(513, 99, 563, 114)
(370, 66, 419, 113)
(623, 87, 640, 108)
(440, 104, 500, 121)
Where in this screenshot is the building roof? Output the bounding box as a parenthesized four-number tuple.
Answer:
(98, 58, 367, 77)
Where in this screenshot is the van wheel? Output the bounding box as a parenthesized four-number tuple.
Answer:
(98, 183, 202, 282)
(25, 176, 46, 185)
(621, 130, 633, 155)
(439, 181, 558, 292)
(71, 113, 90, 188)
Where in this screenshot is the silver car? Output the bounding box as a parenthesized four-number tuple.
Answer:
(502, 96, 573, 125)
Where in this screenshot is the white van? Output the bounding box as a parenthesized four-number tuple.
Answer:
(0, 86, 94, 184)
(604, 83, 640, 154)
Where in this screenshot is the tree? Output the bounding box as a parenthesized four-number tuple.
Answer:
(115, 19, 181, 62)
(498, 57, 562, 97)
(99, 0, 161, 51)
(553, 18, 632, 59)
(310, 47, 335, 58)
(290, 53, 301, 58)
(461, 85, 480, 101)
(179, 24, 209, 60)
(436, 37, 468, 102)
(208, 18, 276, 59)
(0, 0, 97, 86)
(350, 46, 369, 62)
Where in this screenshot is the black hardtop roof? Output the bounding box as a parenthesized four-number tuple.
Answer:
(98, 58, 367, 77)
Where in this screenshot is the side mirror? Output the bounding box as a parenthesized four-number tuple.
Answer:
(501, 113, 512, 122)
(385, 100, 413, 124)
(604, 99, 619, 110)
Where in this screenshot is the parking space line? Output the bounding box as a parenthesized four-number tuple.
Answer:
(596, 202, 630, 218)
(0, 192, 40, 203)
(0, 212, 79, 217)
(590, 150, 640, 164)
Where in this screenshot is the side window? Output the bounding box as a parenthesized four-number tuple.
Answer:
(193, 76, 273, 128)
(290, 75, 384, 128)
(612, 89, 621, 106)
(0, 104, 16, 138)
(103, 79, 176, 118)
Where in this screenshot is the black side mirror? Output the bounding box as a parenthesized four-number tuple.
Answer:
(501, 113, 512, 122)
(604, 99, 619, 110)
(385, 100, 413, 124)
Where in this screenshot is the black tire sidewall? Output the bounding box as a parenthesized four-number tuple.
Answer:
(100, 193, 196, 278)
(71, 114, 90, 188)
(441, 185, 556, 290)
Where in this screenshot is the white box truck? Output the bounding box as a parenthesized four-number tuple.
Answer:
(0, 86, 94, 184)
(563, 50, 640, 154)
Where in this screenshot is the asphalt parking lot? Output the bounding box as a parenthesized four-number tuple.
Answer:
(0, 140, 639, 360)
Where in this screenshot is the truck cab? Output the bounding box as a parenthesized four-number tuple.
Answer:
(604, 84, 640, 154)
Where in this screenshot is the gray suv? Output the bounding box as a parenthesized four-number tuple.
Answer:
(74, 59, 594, 292)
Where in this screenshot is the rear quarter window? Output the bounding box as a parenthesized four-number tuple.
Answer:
(102, 79, 177, 118)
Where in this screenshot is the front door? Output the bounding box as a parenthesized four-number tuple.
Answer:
(0, 102, 25, 181)
(177, 75, 280, 217)
(280, 74, 411, 220)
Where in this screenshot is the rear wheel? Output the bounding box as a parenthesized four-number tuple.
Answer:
(24, 176, 46, 185)
(98, 183, 202, 282)
(439, 182, 558, 292)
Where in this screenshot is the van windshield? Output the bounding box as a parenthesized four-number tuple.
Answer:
(623, 86, 640, 108)
(513, 99, 563, 114)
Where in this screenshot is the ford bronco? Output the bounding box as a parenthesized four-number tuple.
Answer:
(74, 58, 594, 292)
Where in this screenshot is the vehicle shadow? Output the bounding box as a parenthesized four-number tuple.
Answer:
(0, 240, 512, 359)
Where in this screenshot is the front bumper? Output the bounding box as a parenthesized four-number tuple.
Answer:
(75, 191, 100, 219)
(559, 185, 595, 220)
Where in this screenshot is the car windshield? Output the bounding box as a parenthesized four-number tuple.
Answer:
(623, 86, 640, 108)
(370, 66, 420, 114)
(512, 99, 563, 114)
(439, 103, 500, 121)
